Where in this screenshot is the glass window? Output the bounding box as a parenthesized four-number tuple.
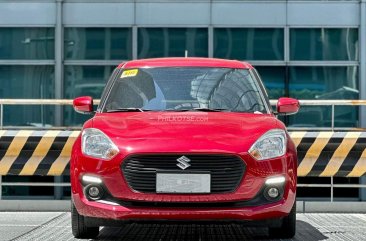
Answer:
(290, 28, 358, 61)
(297, 177, 359, 199)
(64, 65, 114, 126)
(0, 66, 55, 126)
(104, 67, 266, 113)
(288, 66, 359, 127)
(64, 28, 132, 60)
(214, 28, 284, 60)
(254, 66, 285, 99)
(0, 28, 54, 59)
(138, 28, 208, 58)
(289, 66, 358, 99)
(2, 176, 54, 198)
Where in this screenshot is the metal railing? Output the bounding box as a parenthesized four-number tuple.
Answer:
(0, 99, 365, 202)
(269, 99, 366, 131)
(0, 98, 364, 130)
(0, 99, 99, 129)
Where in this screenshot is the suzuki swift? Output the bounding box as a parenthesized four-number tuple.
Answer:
(71, 57, 299, 239)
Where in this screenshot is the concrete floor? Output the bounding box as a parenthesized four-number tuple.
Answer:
(1, 212, 366, 241)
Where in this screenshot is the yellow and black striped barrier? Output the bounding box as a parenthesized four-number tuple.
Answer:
(0, 130, 365, 177)
(290, 132, 366, 177)
(0, 130, 79, 176)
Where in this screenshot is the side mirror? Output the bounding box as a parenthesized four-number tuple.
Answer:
(277, 97, 300, 115)
(73, 96, 94, 114)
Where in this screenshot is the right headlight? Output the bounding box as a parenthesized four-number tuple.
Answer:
(81, 128, 119, 160)
(249, 129, 287, 160)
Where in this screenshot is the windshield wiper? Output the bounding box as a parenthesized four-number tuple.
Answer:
(192, 108, 229, 112)
(106, 108, 151, 113)
(165, 108, 229, 112)
(106, 107, 229, 113)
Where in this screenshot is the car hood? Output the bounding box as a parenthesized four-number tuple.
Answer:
(91, 112, 281, 153)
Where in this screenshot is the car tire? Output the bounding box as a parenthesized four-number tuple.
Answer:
(71, 201, 99, 239)
(268, 202, 296, 239)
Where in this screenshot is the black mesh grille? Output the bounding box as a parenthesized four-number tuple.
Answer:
(121, 154, 245, 193)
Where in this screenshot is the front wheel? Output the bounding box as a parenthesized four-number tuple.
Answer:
(71, 201, 99, 239)
(268, 202, 296, 238)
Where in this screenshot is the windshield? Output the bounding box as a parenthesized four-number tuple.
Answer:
(103, 67, 267, 113)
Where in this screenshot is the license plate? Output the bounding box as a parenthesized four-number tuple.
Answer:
(156, 173, 211, 193)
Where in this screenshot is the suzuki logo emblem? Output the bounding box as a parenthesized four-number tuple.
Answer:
(176, 156, 191, 170)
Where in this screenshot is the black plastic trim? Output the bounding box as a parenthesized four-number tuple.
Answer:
(101, 183, 284, 209)
(84, 216, 283, 228)
(121, 154, 246, 194)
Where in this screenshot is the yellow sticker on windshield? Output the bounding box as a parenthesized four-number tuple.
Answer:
(121, 69, 138, 78)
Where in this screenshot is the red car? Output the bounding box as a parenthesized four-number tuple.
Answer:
(70, 57, 299, 239)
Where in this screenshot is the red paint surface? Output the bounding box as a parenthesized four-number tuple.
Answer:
(73, 96, 93, 113)
(277, 97, 300, 115)
(71, 58, 297, 223)
(117, 57, 253, 69)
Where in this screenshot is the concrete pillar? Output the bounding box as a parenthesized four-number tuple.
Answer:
(208, 26, 213, 58)
(55, 0, 63, 126)
(54, 0, 63, 200)
(359, 0, 366, 201)
(132, 26, 138, 60)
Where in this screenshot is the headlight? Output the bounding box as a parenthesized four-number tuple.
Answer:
(249, 129, 287, 160)
(81, 128, 119, 160)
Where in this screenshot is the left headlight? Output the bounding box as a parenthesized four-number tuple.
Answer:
(249, 129, 287, 160)
(81, 128, 119, 160)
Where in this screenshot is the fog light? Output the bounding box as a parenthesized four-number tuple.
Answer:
(88, 186, 100, 197)
(267, 187, 279, 198)
(85, 185, 104, 200)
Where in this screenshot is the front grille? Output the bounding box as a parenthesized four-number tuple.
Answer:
(121, 154, 245, 193)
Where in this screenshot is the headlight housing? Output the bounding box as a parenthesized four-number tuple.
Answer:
(249, 129, 287, 160)
(81, 128, 119, 160)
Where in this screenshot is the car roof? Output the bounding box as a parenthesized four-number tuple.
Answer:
(118, 57, 253, 69)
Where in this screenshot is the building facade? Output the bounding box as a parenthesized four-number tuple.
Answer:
(0, 0, 365, 200)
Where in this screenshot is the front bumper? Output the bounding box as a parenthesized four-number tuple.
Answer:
(73, 170, 296, 223)
(73, 188, 295, 224)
